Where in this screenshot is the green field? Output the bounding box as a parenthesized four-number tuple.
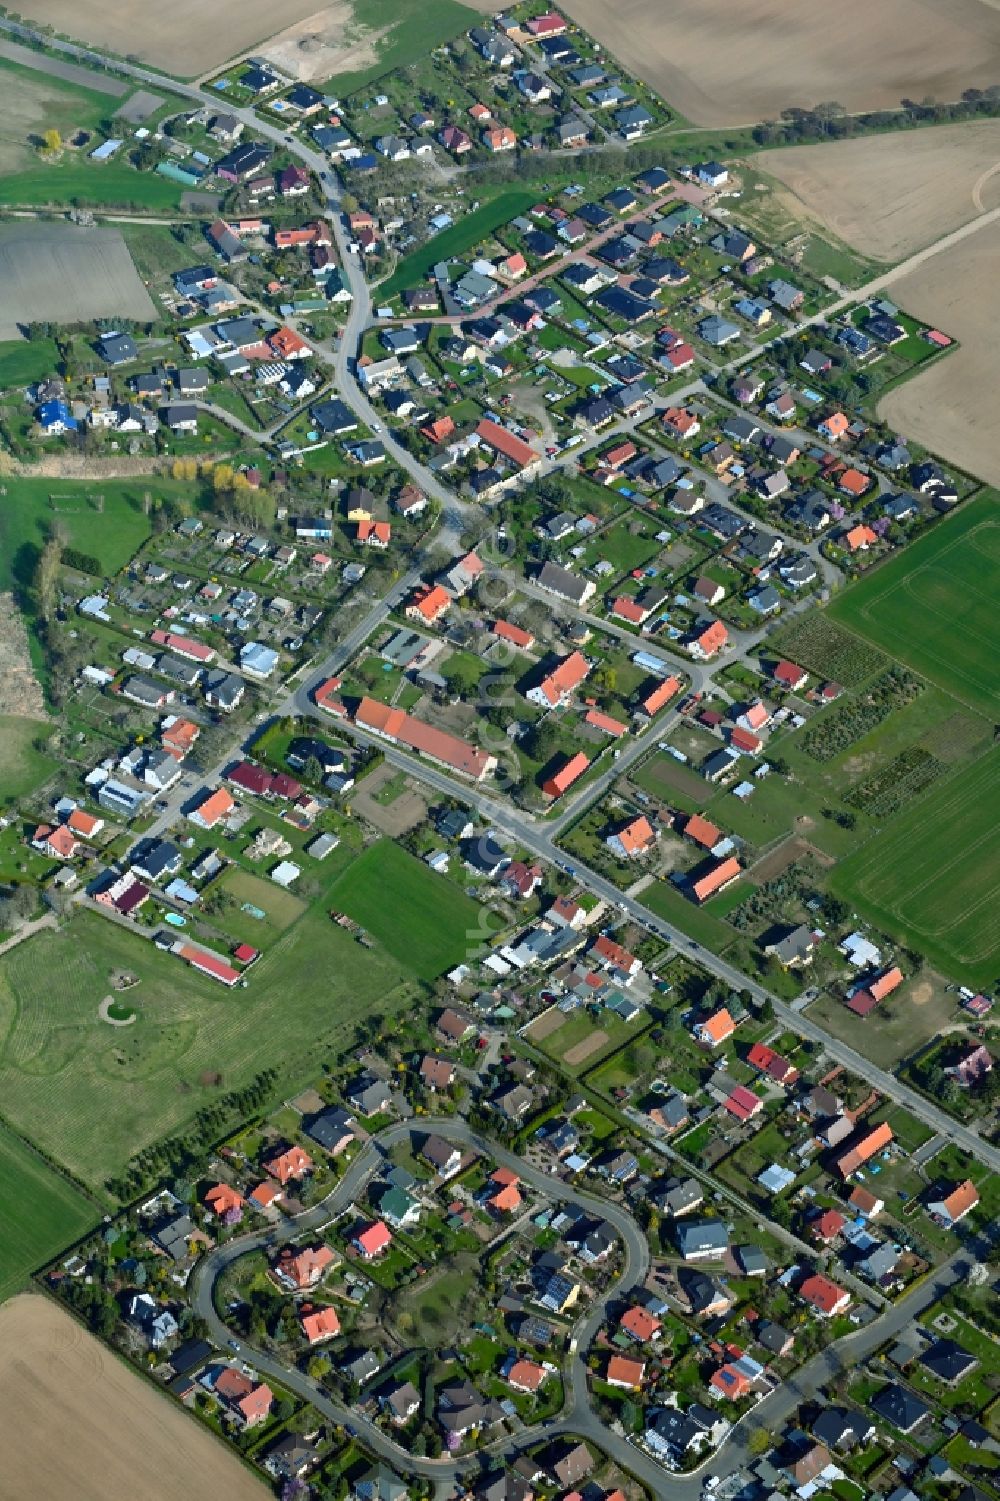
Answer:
(325, 0, 484, 95)
(218, 867, 307, 946)
(0, 336, 60, 388)
(379, 189, 538, 298)
(832, 750, 1000, 988)
(325, 839, 492, 981)
(0, 1124, 96, 1301)
(0, 716, 58, 803)
(828, 491, 1000, 716)
(0, 161, 182, 211)
(0, 476, 156, 600)
(0, 905, 412, 1194)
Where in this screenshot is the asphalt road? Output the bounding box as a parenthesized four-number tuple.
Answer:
(298, 705, 1000, 1178)
(191, 1117, 650, 1493)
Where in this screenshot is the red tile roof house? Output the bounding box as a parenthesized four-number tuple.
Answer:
(32, 823, 79, 860)
(811, 1208, 846, 1245)
(475, 417, 542, 475)
(799, 1273, 851, 1318)
(526, 650, 590, 708)
(620, 1305, 661, 1343)
(353, 1219, 393, 1258)
(300, 1304, 341, 1344)
(494, 618, 534, 649)
(204, 1183, 244, 1224)
(693, 1006, 736, 1047)
(263, 1144, 313, 1185)
(214, 1368, 274, 1427)
(725, 1084, 763, 1122)
(354, 696, 496, 782)
(687, 619, 729, 660)
(747, 1042, 800, 1086)
(636, 675, 682, 719)
(773, 659, 808, 692)
(542, 752, 590, 798)
(420, 1054, 456, 1091)
(710, 1363, 752, 1401)
(65, 807, 104, 839)
(691, 856, 742, 904)
(149, 629, 216, 664)
(406, 582, 451, 625)
(948, 1043, 993, 1088)
(605, 814, 656, 859)
(589, 933, 642, 984)
(482, 1166, 522, 1215)
(847, 964, 904, 1016)
(611, 596, 650, 626)
(606, 1354, 645, 1390)
(833, 1121, 894, 1180)
(504, 1357, 547, 1393)
(585, 708, 628, 738)
(274, 1244, 336, 1290)
(928, 1178, 980, 1227)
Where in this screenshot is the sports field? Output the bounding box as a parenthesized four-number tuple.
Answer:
(831, 750, 1000, 988)
(828, 491, 1000, 716)
(0, 907, 411, 1194)
(0, 477, 155, 598)
(325, 839, 493, 980)
(0, 1127, 96, 1302)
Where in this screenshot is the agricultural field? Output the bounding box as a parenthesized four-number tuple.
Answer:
(324, 839, 493, 982)
(0, 1128, 96, 1302)
(379, 189, 538, 299)
(877, 222, 1000, 484)
(761, 122, 1000, 263)
(767, 615, 887, 688)
(0, 221, 155, 341)
(831, 749, 1000, 988)
(0, 1295, 267, 1501)
(828, 490, 1000, 716)
(15, 0, 490, 82)
(0, 907, 413, 1194)
(562, 0, 1000, 125)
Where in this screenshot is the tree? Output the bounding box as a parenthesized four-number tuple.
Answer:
(748, 1427, 773, 1456)
(524, 719, 559, 763)
(42, 127, 62, 152)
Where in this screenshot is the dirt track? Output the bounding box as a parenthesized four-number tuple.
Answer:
(562, 0, 1000, 126)
(763, 124, 1000, 261)
(0, 1295, 266, 1501)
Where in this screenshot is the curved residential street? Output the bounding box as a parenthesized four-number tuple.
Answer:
(191, 1119, 987, 1499)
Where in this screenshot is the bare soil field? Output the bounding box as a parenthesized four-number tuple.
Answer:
(763, 124, 1000, 261)
(877, 220, 1000, 483)
(256, 3, 384, 85)
(752, 837, 834, 883)
(12, 0, 335, 76)
(562, 0, 1000, 126)
(564, 1029, 609, 1066)
(0, 1295, 266, 1501)
(0, 221, 155, 340)
(525, 1008, 567, 1043)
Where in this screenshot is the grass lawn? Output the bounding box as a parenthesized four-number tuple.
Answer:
(324, 839, 494, 982)
(0, 906, 413, 1196)
(0, 1124, 97, 1302)
(827, 490, 1000, 716)
(0, 336, 60, 388)
(831, 749, 1000, 989)
(804, 983, 961, 1072)
(640, 878, 738, 952)
(0, 716, 58, 803)
(379, 188, 537, 297)
(217, 867, 307, 945)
